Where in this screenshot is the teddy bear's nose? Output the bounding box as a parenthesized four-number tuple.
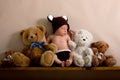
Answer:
(83, 39, 86, 41)
(31, 36, 33, 38)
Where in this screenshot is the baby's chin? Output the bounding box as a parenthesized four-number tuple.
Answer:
(63, 33, 67, 35)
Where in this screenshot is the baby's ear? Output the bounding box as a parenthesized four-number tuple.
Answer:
(47, 15, 53, 22)
(62, 16, 68, 21)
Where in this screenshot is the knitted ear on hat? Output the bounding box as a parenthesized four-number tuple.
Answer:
(47, 15, 54, 22)
(47, 15, 70, 33)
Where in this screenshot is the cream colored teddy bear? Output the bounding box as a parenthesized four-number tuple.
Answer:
(69, 29, 93, 67)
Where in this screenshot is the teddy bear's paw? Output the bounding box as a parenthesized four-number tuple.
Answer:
(84, 56, 92, 67)
(85, 48, 94, 55)
(74, 54, 84, 66)
(40, 51, 55, 67)
(68, 40, 76, 51)
(76, 59, 84, 66)
(105, 58, 117, 67)
(92, 55, 99, 67)
(12, 52, 30, 67)
(74, 58, 84, 67)
(84, 57, 90, 64)
(44, 43, 58, 53)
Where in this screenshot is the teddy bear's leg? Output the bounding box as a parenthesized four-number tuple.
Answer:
(40, 50, 55, 67)
(12, 52, 30, 67)
(84, 48, 93, 67)
(92, 55, 99, 67)
(84, 55, 92, 67)
(104, 55, 117, 66)
(74, 54, 84, 67)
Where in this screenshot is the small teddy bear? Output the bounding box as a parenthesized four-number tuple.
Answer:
(20, 25, 57, 67)
(69, 29, 94, 67)
(91, 41, 117, 67)
(1, 50, 30, 67)
(1, 50, 15, 67)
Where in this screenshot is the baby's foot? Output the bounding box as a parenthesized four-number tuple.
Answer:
(60, 61, 65, 67)
(65, 59, 72, 67)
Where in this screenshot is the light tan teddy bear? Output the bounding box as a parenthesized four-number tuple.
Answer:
(20, 25, 57, 67)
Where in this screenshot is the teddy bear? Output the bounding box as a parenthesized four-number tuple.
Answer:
(20, 25, 57, 67)
(0, 50, 15, 67)
(69, 29, 94, 67)
(91, 41, 117, 67)
(1, 50, 30, 67)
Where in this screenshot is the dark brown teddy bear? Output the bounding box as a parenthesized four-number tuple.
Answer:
(91, 41, 117, 67)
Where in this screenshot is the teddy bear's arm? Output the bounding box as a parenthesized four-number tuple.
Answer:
(68, 40, 76, 51)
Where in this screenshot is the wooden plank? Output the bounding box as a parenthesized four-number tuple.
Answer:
(91, 66, 120, 70)
(1, 66, 120, 70)
(0, 67, 120, 80)
(0, 67, 86, 70)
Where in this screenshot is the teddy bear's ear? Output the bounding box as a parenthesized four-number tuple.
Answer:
(62, 16, 68, 21)
(37, 25, 46, 33)
(91, 42, 96, 47)
(75, 30, 83, 36)
(20, 30, 25, 38)
(106, 43, 109, 48)
(47, 15, 53, 22)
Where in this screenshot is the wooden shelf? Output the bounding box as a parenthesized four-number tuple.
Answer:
(0, 66, 120, 80)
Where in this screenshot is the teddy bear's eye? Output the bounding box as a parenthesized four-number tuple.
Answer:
(26, 35, 28, 38)
(35, 33, 37, 36)
(100, 46, 103, 48)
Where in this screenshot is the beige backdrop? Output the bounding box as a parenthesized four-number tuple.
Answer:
(0, 0, 120, 66)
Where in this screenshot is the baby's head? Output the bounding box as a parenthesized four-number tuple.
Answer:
(47, 15, 70, 33)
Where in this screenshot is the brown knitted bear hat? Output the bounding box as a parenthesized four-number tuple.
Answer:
(47, 15, 70, 33)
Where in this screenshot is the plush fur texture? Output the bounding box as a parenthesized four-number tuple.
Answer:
(69, 29, 93, 67)
(12, 52, 30, 67)
(91, 41, 117, 67)
(20, 25, 57, 67)
(1, 50, 30, 67)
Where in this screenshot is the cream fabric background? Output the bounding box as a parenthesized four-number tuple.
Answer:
(0, 0, 120, 65)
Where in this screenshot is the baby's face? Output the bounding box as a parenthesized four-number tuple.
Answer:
(55, 25, 68, 36)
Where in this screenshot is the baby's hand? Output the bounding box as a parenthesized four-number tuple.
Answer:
(69, 29, 75, 35)
(69, 29, 75, 40)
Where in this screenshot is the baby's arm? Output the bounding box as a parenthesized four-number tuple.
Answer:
(46, 35, 52, 43)
(68, 29, 75, 40)
(43, 36, 47, 43)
